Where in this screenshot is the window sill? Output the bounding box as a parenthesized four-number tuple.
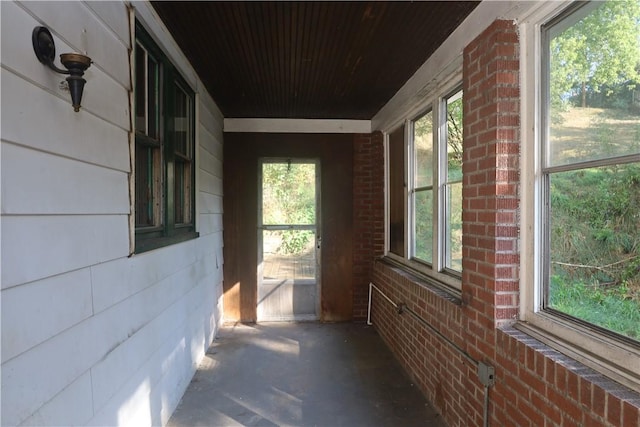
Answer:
(516, 315, 640, 394)
(376, 256, 462, 305)
(134, 231, 199, 254)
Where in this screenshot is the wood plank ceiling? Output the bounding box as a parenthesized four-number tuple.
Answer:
(151, 1, 479, 120)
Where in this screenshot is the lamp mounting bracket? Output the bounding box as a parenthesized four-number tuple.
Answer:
(32, 26, 69, 74)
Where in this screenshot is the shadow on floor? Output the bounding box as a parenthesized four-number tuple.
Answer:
(168, 322, 445, 427)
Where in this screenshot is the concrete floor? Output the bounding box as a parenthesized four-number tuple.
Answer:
(168, 322, 446, 427)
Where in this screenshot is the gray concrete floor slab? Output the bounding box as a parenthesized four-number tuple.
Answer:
(168, 322, 445, 427)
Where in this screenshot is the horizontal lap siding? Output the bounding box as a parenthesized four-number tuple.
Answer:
(0, 70, 130, 171)
(0, 2, 224, 426)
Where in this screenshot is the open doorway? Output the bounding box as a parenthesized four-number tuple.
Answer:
(257, 159, 320, 321)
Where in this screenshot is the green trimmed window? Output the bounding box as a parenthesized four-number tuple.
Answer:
(134, 22, 196, 252)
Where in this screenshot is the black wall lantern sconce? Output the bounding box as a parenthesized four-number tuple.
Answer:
(32, 26, 92, 112)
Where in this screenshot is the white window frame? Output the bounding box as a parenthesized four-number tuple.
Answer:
(385, 77, 463, 291)
(439, 89, 463, 274)
(519, 0, 640, 393)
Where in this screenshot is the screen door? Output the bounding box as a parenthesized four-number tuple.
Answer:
(258, 159, 320, 321)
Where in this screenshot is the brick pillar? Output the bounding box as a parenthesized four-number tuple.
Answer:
(352, 131, 385, 320)
(462, 20, 520, 353)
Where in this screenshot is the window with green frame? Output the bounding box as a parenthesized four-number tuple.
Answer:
(134, 21, 197, 253)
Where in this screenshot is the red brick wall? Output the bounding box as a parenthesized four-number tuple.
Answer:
(352, 132, 385, 320)
(369, 20, 640, 426)
(462, 19, 520, 331)
(371, 266, 475, 424)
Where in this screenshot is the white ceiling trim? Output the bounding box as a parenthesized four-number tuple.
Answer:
(224, 118, 372, 134)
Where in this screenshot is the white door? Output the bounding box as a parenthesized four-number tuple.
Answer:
(258, 159, 320, 321)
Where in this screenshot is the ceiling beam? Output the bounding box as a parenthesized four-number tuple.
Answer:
(224, 118, 371, 134)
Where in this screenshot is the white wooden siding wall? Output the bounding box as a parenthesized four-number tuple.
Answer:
(0, 1, 224, 425)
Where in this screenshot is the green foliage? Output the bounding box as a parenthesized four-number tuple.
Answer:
(414, 112, 434, 186)
(414, 190, 433, 262)
(551, 164, 640, 263)
(550, 275, 640, 339)
(549, 158, 640, 340)
(262, 162, 316, 254)
(549, 0, 640, 113)
(447, 96, 463, 169)
(279, 230, 314, 255)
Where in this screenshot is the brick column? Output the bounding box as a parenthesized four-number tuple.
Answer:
(352, 131, 385, 320)
(462, 20, 520, 352)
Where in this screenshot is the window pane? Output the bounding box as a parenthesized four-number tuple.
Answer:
(444, 90, 463, 273)
(414, 112, 433, 188)
(547, 0, 640, 167)
(547, 164, 640, 340)
(135, 145, 158, 227)
(147, 56, 159, 139)
(135, 44, 146, 135)
(414, 189, 433, 263)
(175, 161, 184, 224)
(262, 163, 316, 226)
(388, 125, 405, 256)
(445, 182, 462, 271)
(446, 91, 463, 182)
(134, 44, 160, 140)
(174, 160, 191, 225)
(173, 83, 191, 157)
